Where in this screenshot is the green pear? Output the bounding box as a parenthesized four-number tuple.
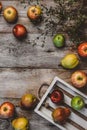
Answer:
(61, 54, 79, 69)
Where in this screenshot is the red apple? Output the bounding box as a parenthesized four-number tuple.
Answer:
(13, 24, 27, 39)
(0, 102, 15, 119)
(50, 89, 64, 104)
(3, 6, 18, 23)
(71, 70, 87, 88)
(27, 5, 42, 22)
(0, 2, 2, 12)
(78, 42, 87, 58)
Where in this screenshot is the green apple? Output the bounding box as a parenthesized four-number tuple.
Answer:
(71, 96, 85, 110)
(53, 34, 65, 48)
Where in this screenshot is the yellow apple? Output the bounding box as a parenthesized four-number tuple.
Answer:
(3, 6, 18, 23)
(27, 5, 42, 21)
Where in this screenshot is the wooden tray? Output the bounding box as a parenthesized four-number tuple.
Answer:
(34, 77, 87, 130)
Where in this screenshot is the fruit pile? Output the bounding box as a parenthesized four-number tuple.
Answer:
(54, 35, 87, 90)
(1, 3, 42, 39)
(50, 89, 86, 124)
(0, 93, 37, 130)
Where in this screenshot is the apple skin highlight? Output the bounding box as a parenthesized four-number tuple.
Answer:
(71, 71, 87, 88)
(71, 96, 85, 110)
(13, 24, 27, 39)
(0, 102, 15, 119)
(50, 89, 64, 104)
(27, 5, 42, 22)
(3, 6, 18, 23)
(78, 42, 87, 58)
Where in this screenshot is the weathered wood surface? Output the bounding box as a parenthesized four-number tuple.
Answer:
(0, 68, 87, 97)
(0, 68, 87, 130)
(0, 0, 86, 68)
(0, 0, 87, 130)
(0, 69, 74, 130)
(0, 68, 73, 98)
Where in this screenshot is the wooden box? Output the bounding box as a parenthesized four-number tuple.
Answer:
(35, 77, 87, 130)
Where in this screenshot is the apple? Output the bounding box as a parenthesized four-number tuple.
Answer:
(13, 24, 27, 39)
(20, 93, 37, 110)
(71, 96, 85, 110)
(50, 89, 64, 104)
(78, 42, 87, 58)
(27, 5, 42, 22)
(71, 70, 87, 88)
(0, 2, 2, 12)
(3, 6, 18, 23)
(53, 34, 65, 48)
(12, 117, 29, 130)
(0, 102, 15, 119)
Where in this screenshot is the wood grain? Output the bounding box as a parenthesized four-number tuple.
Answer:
(0, 98, 60, 130)
(0, 68, 68, 98)
(0, 68, 86, 98)
(0, 33, 87, 68)
(0, 0, 86, 130)
(0, 0, 86, 68)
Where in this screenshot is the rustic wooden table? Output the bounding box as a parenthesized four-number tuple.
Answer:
(0, 0, 87, 130)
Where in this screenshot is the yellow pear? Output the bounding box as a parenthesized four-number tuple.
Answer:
(20, 93, 37, 109)
(61, 54, 79, 69)
(12, 117, 29, 130)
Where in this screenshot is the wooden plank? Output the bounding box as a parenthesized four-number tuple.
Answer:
(0, 68, 67, 98)
(0, 33, 77, 68)
(0, 33, 87, 68)
(0, 69, 70, 98)
(0, 0, 86, 68)
(0, 0, 87, 34)
(0, 0, 56, 33)
(0, 33, 86, 68)
(0, 68, 87, 98)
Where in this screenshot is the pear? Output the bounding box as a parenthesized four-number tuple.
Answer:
(52, 107, 71, 124)
(12, 117, 29, 130)
(20, 93, 37, 110)
(52, 107, 66, 123)
(61, 54, 79, 69)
